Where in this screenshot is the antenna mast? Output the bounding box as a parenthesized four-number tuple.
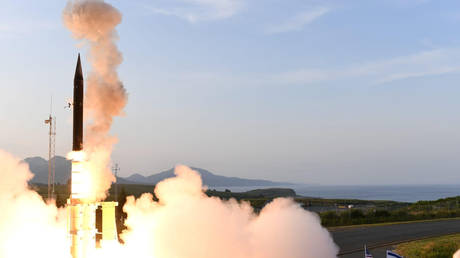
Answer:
(45, 97, 56, 200)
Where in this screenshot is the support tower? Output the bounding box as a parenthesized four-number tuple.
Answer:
(44, 101, 56, 200)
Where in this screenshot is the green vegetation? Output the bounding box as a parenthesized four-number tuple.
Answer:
(320, 196, 460, 227)
(295, 197, 405, 210)
(319, 208, 460, 227)
(395, 234, 460, 258)
(206, 188, 296, 199)
(411, 196, 460, 212)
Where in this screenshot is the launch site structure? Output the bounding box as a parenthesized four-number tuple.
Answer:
(68, 54, 119, 258)
(44, 101, 56, 201)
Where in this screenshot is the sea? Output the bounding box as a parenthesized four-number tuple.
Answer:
(212, 185, 460, 203)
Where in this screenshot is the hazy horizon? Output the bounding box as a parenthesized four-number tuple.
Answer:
(2, 0, 460, 185)
(22, 154, 460, 187)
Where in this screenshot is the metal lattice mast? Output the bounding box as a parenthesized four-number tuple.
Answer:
(45, 97, 56, 200)
(51, 116, 56, 197)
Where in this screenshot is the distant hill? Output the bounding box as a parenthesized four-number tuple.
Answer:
(23, 156, 291, 187)
(125, 167, 288, 187)
(24, 156, 71, 184)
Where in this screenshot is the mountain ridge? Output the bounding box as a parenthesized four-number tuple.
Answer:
(23, 155, 292, 187)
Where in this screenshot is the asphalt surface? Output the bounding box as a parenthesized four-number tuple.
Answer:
(331, 218, 460, 257)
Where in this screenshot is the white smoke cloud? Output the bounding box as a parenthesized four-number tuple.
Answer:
(0, 150, 68, 258)
(0, 149, 338, 258)
(121, 165, 339, 258)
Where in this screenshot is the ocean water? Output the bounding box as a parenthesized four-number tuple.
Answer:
(212, 185, 460, 203)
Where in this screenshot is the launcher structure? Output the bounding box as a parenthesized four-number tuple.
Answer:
(68, 54, 118, 258)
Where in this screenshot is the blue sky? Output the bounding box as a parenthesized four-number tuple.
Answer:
(1, 0, 460, 184)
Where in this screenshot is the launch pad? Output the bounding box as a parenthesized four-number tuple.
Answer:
(68, 200, 118, 257)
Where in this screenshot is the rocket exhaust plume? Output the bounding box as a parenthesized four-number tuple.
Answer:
(64, 0, 127, 201)
(0, 150, 68, 258)
(454, 250, 460, 258)
(0, 150, 339, 258)
(64, 0, 126, 257)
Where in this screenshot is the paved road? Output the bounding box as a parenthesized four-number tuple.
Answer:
(331, 218, 460, 257)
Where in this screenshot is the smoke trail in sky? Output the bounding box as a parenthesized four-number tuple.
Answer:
(63, 0, 127, 201)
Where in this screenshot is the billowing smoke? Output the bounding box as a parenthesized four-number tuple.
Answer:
(121, 166, 338, 258)
(0, 150, 68, 258)
(63, 0, 127, 200)
(0, 150, 338, 257)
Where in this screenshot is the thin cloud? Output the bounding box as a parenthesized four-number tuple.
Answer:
(142, 48, 460, 90)
(385, 0, 431, 8)
(143, 0, 245, 22)
(0, 20, 58, 39)
(266, 7, 330, 34)
(273, 47, 460, 85)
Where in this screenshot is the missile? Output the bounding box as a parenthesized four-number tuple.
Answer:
(68, 54, 118, 258)
(73, 54, 84, 151)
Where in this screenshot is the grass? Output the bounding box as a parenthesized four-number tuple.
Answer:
(395, 234, 460, 258)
